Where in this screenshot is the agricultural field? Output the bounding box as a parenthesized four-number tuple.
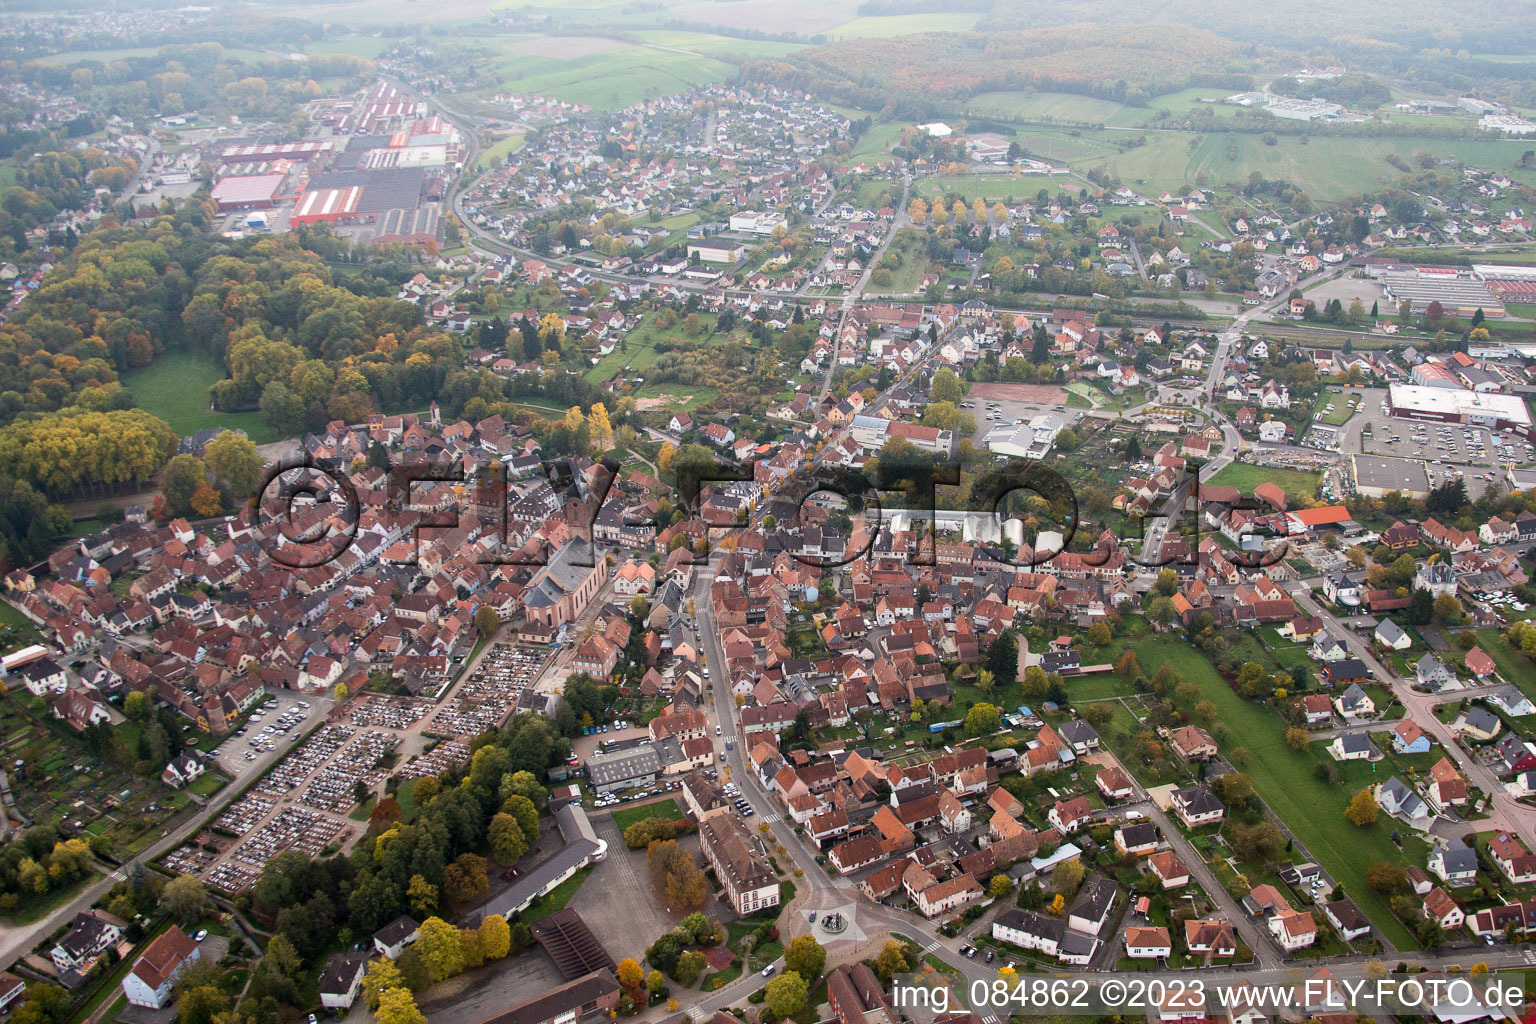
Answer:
(1075, 131, 1536, 203)
(825, 13, 982, 39)
(913, 172, 1061, 202)
(475, 43, 738, 111)
(964, 90, 1130, 124)
(631, 30, 807, 59)
(121, 350, 280, 445)
(302, 37, 394, 59)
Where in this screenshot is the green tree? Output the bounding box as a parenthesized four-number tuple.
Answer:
(161, 873, 207, 923)
(474, 606, 500, 636)
(202, 430, 263, 500)
(123, 690, 153, 722)
(765, 971, 809, 1019)
(161, 454, 207, 516)
(988, 630, 1019, 686)
(674, 950, 707, 986)
(488, 813, 529, 865)
(930, 367, 964, 404)
(174, 984, 229, 1024)
(964, 702, 1002, 737)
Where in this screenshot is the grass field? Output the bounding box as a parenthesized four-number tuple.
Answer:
(913, 172, 1064, 201)
(1313, 389, 1360, 425)
(121, 350, 281, 445)
(303, 37, 394, 59)
(1074, 131, 1536, 203)
(121, 351, 276, 443)
(477, 131, 527, 168)
(611, 797, 682, 832)
(583, 311, 719, 384)
(1207, 463, 1321, 500)
(1126, 636, 1423, 949)
(850, 122, 906, 164)
(965, 90, 1129, 124)
(825, 12, 981, 38)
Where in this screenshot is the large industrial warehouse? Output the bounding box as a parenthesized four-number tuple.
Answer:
(1386, 383, 1533, 431)
(292, 186, 365, 226)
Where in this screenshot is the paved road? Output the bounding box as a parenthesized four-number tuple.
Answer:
(1288, 585, 1534, 846)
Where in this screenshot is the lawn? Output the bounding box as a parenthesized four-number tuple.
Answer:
(521, 866, 593, 924)
(0, 600, 41, 655)
(1312, 389, 1360, 426)
(1125, 635, 1424, 950)
(611, 796, 682, 833)
(121, 350, 281, 444)
(1473, 629, 1536, 704)
(1206, 463, 1321, 501)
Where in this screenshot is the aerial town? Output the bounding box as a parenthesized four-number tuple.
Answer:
(8, 3, 1536, 1024)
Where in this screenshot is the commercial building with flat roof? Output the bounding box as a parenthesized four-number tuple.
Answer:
(1387, 383, 1531, 430)
(1380, 266, 1505, 318)
(210, 173, 286, 212)
(1352, 455, 1431, 499)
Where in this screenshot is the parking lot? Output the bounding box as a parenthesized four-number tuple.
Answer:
(961, 395, 1084, 453)
(206, 691, 321, 777)
(1353, 397, 1528, 498)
